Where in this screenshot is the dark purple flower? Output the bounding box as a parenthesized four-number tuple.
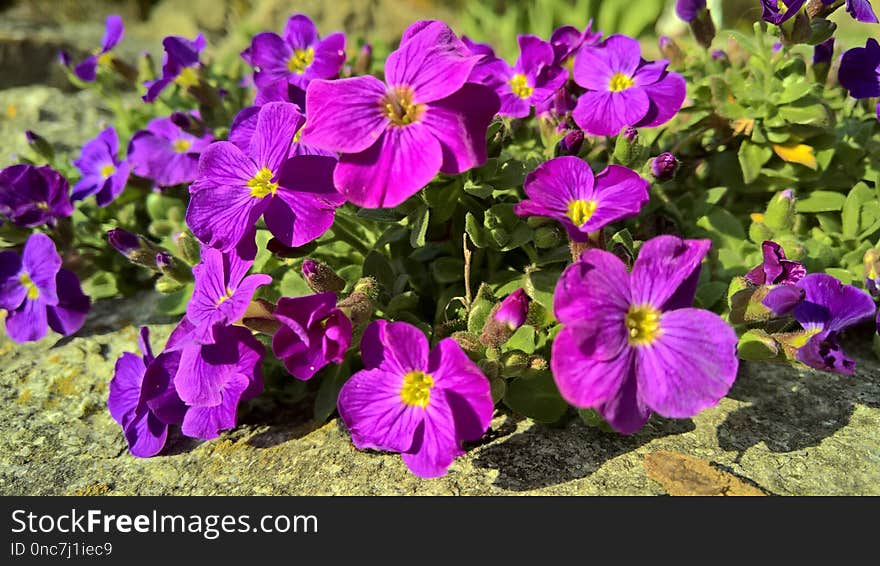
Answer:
(127, 114, 214, 187)
(108, 327, 186, 458)
(792, 274, 876, 375)
(300, 20, 500, 208)
(813, 38, 835, 65)
(272, 292, 352, 380)
(0, 233, 89, 343)
(72, 127, 130, 207)
(551, 235, 739, 434)
(515, 156, 649, 243)
(838, 38, 880, 122)
(241, 13, 346, 91)
(550, 22, 602, 66)
(651, 152, 679, 180)
(69, 14, 124, 82)
(841, 0, 878, 22)
(676, 0, 706, 22)
(107, 228, 141, 256)
(760, 1, 806, 25)
(337, 320, 494, 478)
(0, 164, 73, 227)
(186, 102, 342, 252)
(744, 241, 806, 286)
(555, 129, 584, 156)
(143, 34, 206, 102)
(762, 284, 806, 317)
(572, 34, 686, 137)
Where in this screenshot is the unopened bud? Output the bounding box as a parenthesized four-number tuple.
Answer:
(812, 37, 834, 83)
(155, 252, 193, 283)
(865, 248, 880, 298)
(353, 43, 373, 75)
(451, 331, 485, 361)
(337, 291, 374, 327)
(650, 152, 678, 181)
(658, 36, 684, 66)
(107, 228, 166, 270)
(352, 276, 379, 301)
(175, 231, 201, 264)
(302, 258, 346, 293)
(25, 130, 54, 160)
(690, 8, 716, 49)
(614, 127, 647, 167)
(479, 289, 530, 348)
(764, 188, 797, 232)
(155, 274, 185, 294)
(500, 350, 530, 378)
(555, 129, 584, 157)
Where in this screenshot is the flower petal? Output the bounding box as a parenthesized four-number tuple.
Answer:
(401, 395, 461, 478)
(300, 76, 389, 154)
(186, 184, 267, 252)
(793, 273, 876, 332)
(0, 251, 25, 311)
(102, 14, 124, 51)
(573, 34, 642, 91)
(5, 298, 48, 342)
(550, 324, 633, 408)
(428, 338, 493, 442)
(108, 352, 146, 428)
(124, 412, 168, 458)
(46, 269, 90, 337)
(283, 14, 318, 48)
(630, 236, 710, 311)
(181, 373, 250, 440)
(249, 102, 303, 172)
(583, 164, 650, 232)
(596, 369, 651, 434)
(553, 248, 631, 326)
(636, 71, 687, 129)
(572, 88, 649, 137)
(22, 233, 60, 305)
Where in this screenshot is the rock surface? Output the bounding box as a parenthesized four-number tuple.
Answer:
(1, 292, 878, 496)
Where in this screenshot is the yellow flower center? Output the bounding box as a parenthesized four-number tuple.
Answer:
(293, 126, 303, 143)
(247, 167, 278, 199)
(97, 51, 114, 67)
(609, 72, 635, 92)
(400, 370, 435, 408)
(100, 163, 116, 178)
(381, 86, 425, 127)
(19, 271, 40, 300)
(36, 201, 49, 211)
(625, 304, 662, 346)
(509, 73, 534, 99)
(287, 48, 315, 74)
(172, 138, 192, 153)
(175, 66, 200, 88)
(215, 287, 235, 306)
(566, 199, 598, 227)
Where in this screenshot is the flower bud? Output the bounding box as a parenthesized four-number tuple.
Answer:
(500, 350, 530, 378)
(865, 248, 880, 298)
(302, 258, 346, 293)
(658, 36, 684, 66)
(763, 189, 797, 232)
(691, 8, 716, 49)
(174, 231, 201, 265)
(613, 127, 646, 167)
(25, 130, 54, 160)
(451, 331, 485, 361)
(812, 37, 834, 84)
(554, 129, 584, 157)
(353, 43, 373, 75)
(107, 228, 141, 256)
(352, 276, 379, 301)
(155, 252, 193, 283)
(479, 289, 530, 348)
(155, 274, 185, 294)
(107, 228, 168, 270)
(650, 152, 678, 181)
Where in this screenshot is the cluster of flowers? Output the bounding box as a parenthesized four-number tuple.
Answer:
(1, 3, 877, 479)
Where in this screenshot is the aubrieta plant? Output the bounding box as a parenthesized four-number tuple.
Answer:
(1, 2, 878, 479)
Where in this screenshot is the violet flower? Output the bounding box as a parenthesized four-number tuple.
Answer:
(551, 235, 739, 434)
(760, 1, 806, 25)
(676, 0, 706, 22)
(186, 241, 272, 344)
(571, 34, 686, 137)
(838, 38, 880, 122)
(549, 22, 602, 67)
(143, 34, 206, 102)
(69, 14, 124, 82)
(272, 292, 353, 380)
(489, 35, 569, 118)
(127, 114, 214, 187)
(300, 20, 500, 208)
(826, 0, 879, 22)
(514, 156, 649, 243)
(241, 13, 346, 91)
(71, 127, 130, 206)
(0, 233, 89, 343)
(337, 320, 494, 478)
(108, 327, 186, 457)
(186, 101, 342, 251)
(228, 103, 331, 158)
(813, 38, 835, 65)
(744, 241, 806, 285)
(792, 273, 876, 375)
(0, 164, 73, 227)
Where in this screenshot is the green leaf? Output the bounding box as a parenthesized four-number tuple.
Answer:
(824, 268, 854, 285)
(252, 230, 274, 273)
(431, 257, 464, 284)
(465, 212, 487, 248)
(842, 183, 877, 240)
(504, 372, 568, 423)
(313, 362, 350, 423)
(696, 209, 746, 251)
(409, 205, 430, 248)
(82, 272, 118, 300)
(522, 267, 561, 313)
(279, 268, 311, 298)
(737, 329, 780, 362)
(156, 283, 193, 316)
(797, 190, 847, 213)
(363, 251, 395, 291)
(504, 326, 536, 354)
(738, 140, 772, 184)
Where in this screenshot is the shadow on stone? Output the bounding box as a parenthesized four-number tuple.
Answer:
(717, 336, 880, 456)
(473, 414, 695, 492)
(52, 291, 179, 347)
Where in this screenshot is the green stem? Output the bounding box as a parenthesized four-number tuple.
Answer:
(331, 216, 371, 256)
(652, 183, 686, 226)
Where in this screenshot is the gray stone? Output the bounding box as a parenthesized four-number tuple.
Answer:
(1, 292, 878, 495)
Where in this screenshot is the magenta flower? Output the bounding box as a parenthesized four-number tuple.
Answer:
(838, 39, 880, 122)
(494, 288, 530, 330)
(186, 101, 342, 251)
(272, 292, 352, 380)
(72, 127, 130, 206)
(0, 164, 73, 227)
(228, 104, 331, 159)
(744, 241, 806, 286)
(108, 327, 186, 458)
(551, 235, 739, 434)
(241, 13, 346, 91)
(792, 274, 876, 375)
(69, 14, 124, 82)
(549, 22, 602, 66)
(127, 114, 214, 187)
(143, 34, 206, 102)
(514, 156, 649, 243)
(300, 20, 500, 208)
(572, 34, 686, 137)
(486, 35, 569, 118)
(337, 320, 494, 478)
(186, 241, 272, 344)
(0, 233, 90, 343)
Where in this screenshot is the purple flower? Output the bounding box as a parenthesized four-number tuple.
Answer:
(71, 127, 130, 207)
(486, 35, 569, 118)
(555, 129, 584, 156)
(676, 0, 706, 22)
(549, 22, 602, 66)
(108, 327, 186, 458)
(572, 34, 686, 137)
(337, 320, 494, 478)
(300, 20, 500, 208)
(186, 101, 342, 252)
(813, 38, 835, 65)
(272, 292, 352, 380)
(107, 228, 141, 256)
(837, 0, 879, 22)
(186, 241, 272, 344)
(69, 14, 124, 82)
(839, 39, 880, 121)
(0, 164, 73, 227)
(651, 152, 679, 181)
(551, 235, 738, 434)
(792, 274, 876, 375)
(514, 156, 649, 243)
(228, 103, 331, 159)
(143, 34, 206, 102)
(0, 233, 89, 343)
(127, 114, 214, 187)
(494, 288, 530, 330)
(744, 241, 806, 286)
(760, 1, 806, 25)
(241, 13, 346, 91)
(171, 321, 265, 439)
